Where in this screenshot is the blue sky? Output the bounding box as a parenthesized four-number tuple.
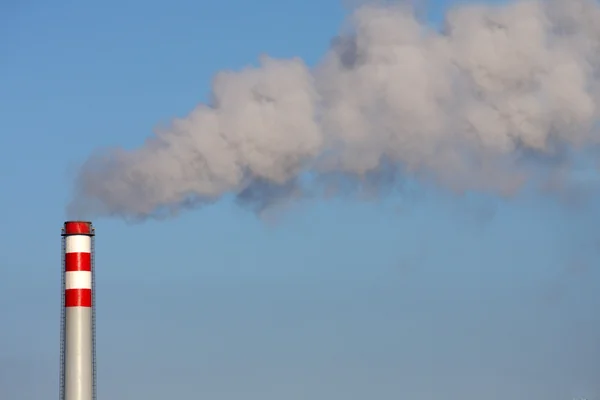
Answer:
(1, 0, 599, 399)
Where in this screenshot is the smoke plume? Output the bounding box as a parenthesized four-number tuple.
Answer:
(68, 0, 600, 220)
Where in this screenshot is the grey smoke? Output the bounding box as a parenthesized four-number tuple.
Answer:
(68, 0, 600, 220)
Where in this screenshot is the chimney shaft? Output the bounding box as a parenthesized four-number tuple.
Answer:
(60, 221, 96, 400)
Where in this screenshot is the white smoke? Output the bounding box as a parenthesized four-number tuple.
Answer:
(68, 0, 600, 220)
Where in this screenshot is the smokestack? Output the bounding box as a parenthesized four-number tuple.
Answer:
(60, 221, 96, 400)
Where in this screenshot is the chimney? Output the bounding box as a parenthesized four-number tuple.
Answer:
(60, 221, 96, 400)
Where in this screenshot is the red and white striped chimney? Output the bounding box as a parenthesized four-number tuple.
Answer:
(60, 221, 96, 400)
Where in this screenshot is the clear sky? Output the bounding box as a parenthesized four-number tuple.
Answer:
(1, 0, 599, 399)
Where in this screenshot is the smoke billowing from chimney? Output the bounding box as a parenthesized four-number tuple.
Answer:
(68, 0, 600, 220)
